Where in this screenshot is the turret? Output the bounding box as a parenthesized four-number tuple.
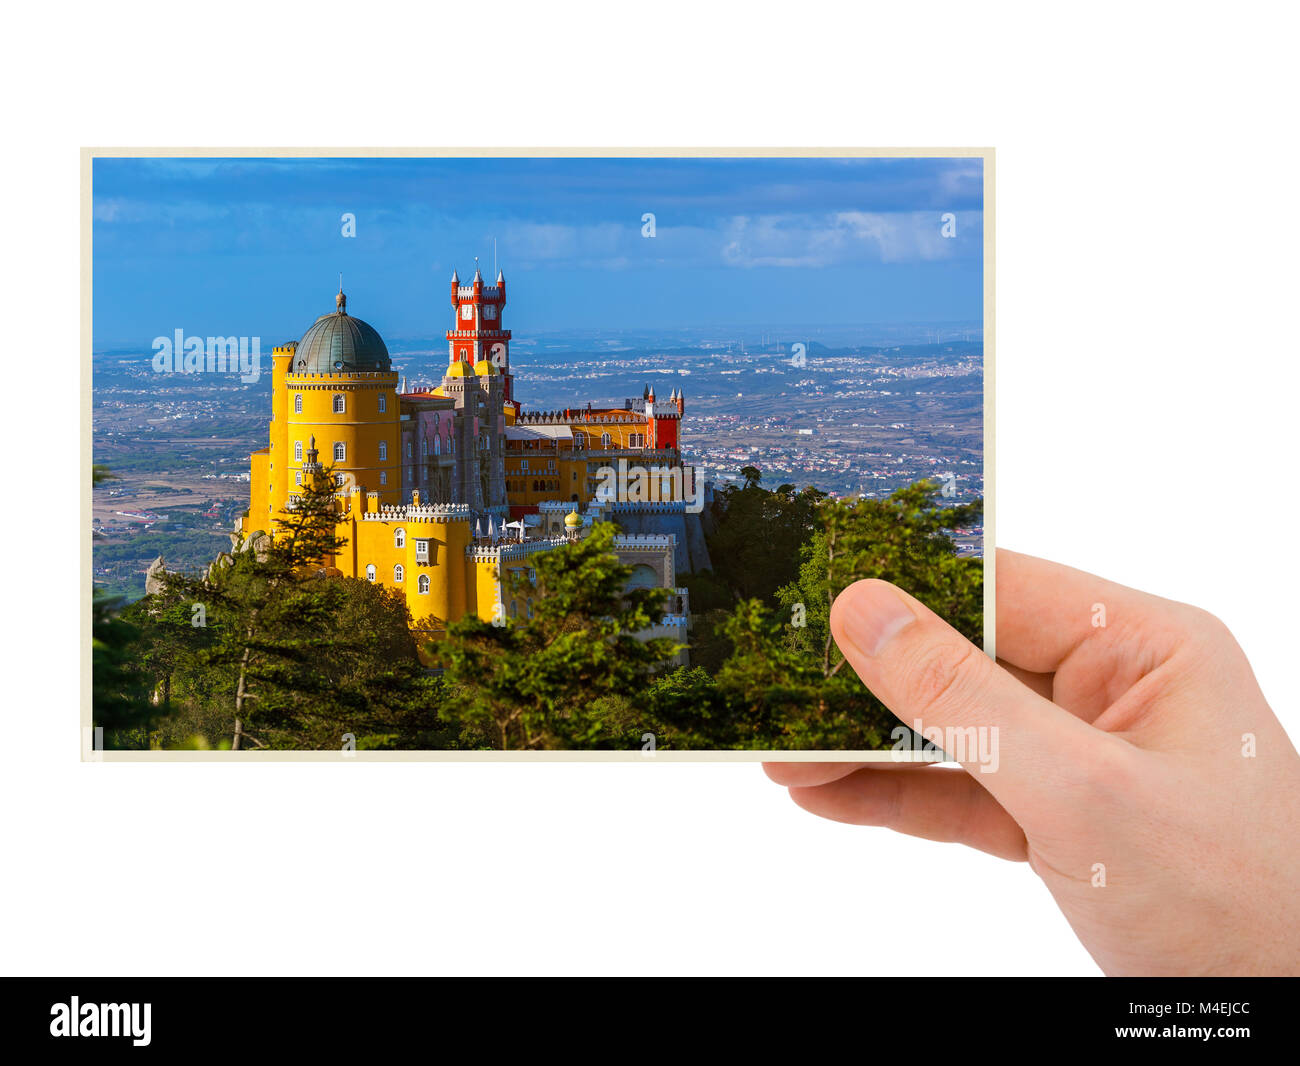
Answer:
(450, 269, 459, 306)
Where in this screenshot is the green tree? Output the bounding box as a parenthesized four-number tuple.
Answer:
(434, 522, 681, 749)
(155, 467, 352, 749)
(774, 481, 982, 674)
(703, 466, 826, 604)
(91, 591, 154, 746)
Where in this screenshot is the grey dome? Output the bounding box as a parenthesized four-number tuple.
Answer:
(293, 295, 391, 373)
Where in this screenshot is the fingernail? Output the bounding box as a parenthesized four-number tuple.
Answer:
(838, 583, 916, 656)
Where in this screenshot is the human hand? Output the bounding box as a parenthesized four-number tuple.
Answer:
(764, 549, 1300, 976)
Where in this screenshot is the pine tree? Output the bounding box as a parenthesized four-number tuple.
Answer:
(434, 522, 681, 749)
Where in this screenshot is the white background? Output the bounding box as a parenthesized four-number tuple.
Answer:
(2, 2, 1296, 976)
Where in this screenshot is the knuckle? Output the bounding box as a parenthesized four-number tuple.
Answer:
(1181, 603, 1231, 644)
(897, 636, 987, 718)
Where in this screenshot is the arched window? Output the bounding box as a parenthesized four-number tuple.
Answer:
(333, 442, 345, 462)
(293, 394, 303, 413)
(393, 564, 404, 583)
(574, 432, 587, 449)
(380, 471, 387, 485)
(333, 473, 345, 487)
(434, 437, 441, 456)
(418, 574, 430, 594)
(421, 439, 428, 458)
(294, 471, 302, 486)
(509, 599, 518, 618)
(294, 441, 303, 461)
(333, 394, 345, 414)
(378, 441, 387, 460)
(601, 432, 612, 449)
(365, 564, 376, 582)
(394, 528, 405, 549)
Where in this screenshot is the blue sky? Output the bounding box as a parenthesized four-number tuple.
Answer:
(92, 156, 984, 348)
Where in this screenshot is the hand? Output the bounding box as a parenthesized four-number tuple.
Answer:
(764, 549, 1300, 976)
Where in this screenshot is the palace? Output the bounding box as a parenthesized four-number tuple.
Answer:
(234, 267, 706, 654)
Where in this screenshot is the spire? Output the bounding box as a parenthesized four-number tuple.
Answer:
(473, 257, 482, 282)
(335, 279, 346, 313)
(450, 269, 459, 284)
(496, 268, 505, 284)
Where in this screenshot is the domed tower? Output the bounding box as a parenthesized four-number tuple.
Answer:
(279, 289, 401, 510)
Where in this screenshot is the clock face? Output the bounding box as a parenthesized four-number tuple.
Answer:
(483, 304, 497, 320)
(460, 303, 473, 321)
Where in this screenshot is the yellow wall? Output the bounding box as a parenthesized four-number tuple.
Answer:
(284, 371, 401, 506)
(342, 511, 479, 628)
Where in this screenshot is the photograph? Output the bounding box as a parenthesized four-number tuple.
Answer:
(89, 152, 989, 755)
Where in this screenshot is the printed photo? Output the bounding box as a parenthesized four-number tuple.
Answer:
(88, 151, 989, 755)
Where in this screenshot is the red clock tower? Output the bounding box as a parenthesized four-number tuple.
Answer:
(447, 262, 513, 400)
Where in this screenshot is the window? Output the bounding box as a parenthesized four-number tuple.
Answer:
(333, 442, 346, 462)
(418, 574, 430, 594)
(434, 437, 440, 456)
(294, 394, 303, 413)
(421, 439, 428, 458)
(415, 539, 429, 563)
(378, 394, 386, 413)
(394, 529, 405, 549)
(393, 564, 404, 583)
(574, 432, 587, 449)
(601, 432, 612, 449)
(334, 474, 345, 487)
(365, 564, 376, 582)
(294, 440, 303, 461)
(406, 441, 412, 459)
(379, 471, 387, 485)
(295, 472, 302, 486)
(333, 394, 345, 414)
(378, 441, 387, 461)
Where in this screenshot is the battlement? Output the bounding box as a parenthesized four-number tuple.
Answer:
(602, 500, 687, 515)
(467, 536, 567, 563)
(629, 399, 682, 418)
(612, 533, 677, 548)
(363, 502, 471, 524)
(446, 329, 510, 339)
(273, 342, 299, 356)
(455, 285, 503, 300)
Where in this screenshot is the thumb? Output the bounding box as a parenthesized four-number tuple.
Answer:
(830, 579, 1110, 811)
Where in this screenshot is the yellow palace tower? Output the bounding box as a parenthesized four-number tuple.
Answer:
(237, 287, 551, 632)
